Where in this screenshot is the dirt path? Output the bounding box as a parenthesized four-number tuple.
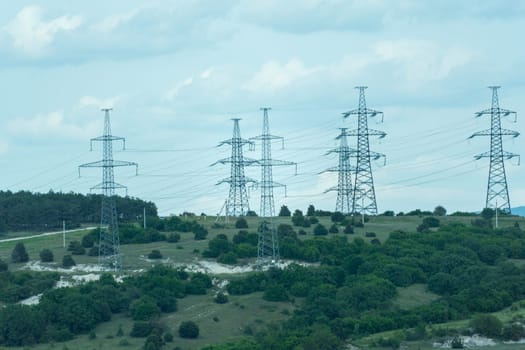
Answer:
(0, 227, 97, 243)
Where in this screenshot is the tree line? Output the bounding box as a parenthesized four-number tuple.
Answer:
(0, 190, 157, 233)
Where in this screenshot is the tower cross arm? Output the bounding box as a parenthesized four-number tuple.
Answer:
(211, 157, 259, 166)
(90, 182, 127, 192)
(342, 109, 383, 119)
(217, 139, 254, 147)
(216, 176, 258, 186)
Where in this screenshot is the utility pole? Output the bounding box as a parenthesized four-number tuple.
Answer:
(469, 86, 519, 213)
(212, 119, 257, 217)
(324, 128, 355, 214)
(143, 207, 146, 229)
(79, 108, 137, 271)
(250, 108, 296, 266)
(343, 87, 386, 215)
(62, 220, 66, 248)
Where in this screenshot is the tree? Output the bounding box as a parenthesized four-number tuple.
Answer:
(62, 255, 76, 268)
(480, 208, 495, 221)
(278, 205, 291, 217)
(331, 212, 345, 223)
(40, 249, 54, 262)
(214, 292, 229, 304)
(235, 218, 248, 229)
(179, 321, 199, 338)
(11, 242, 29, 263)
(306, 204, 316, 216)
(313, 224, 328, 236)
(433, 205, 447, 216)
(147, 250, 163, 260)
(0, 258, 8, 271)
(470, 314, 502, 338)
(329, 224, 339, 234)
(130, 296, 161, 321)
(292, 210, 306, 227)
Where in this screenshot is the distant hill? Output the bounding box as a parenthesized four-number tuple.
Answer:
(512, 206, 525, 217)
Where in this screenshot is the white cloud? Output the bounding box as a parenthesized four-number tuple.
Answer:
(79, 95, 121, 109)
(8, 111, 98, 139)
(163, 77, 194, 100)
(373, 39, 473, 82)
(92, 9, 139, 33)
(245, 59, 323, 92)
(200, 67, 214, 79)
(4, 5, 82, 56)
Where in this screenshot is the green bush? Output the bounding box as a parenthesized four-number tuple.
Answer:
(147, 250, 163, 260)
(11, 242, 29, 263)
(130, 322, 153, 338)
(62, 255, 76, 268)
(470, 314, 503, 338)
(235, 218, 248, 229)
(313, 224, 328, 236)
(214, 292, 229, 304)
(40, 249, 54, 262)
(179, 321, 199, 339)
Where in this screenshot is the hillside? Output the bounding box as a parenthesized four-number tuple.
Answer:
(1, 211, 525, 349)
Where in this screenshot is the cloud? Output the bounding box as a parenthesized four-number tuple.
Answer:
(3, 5, 82, 56)
(373, 40, 473, 83)
(245, 59, 323, 92)
(200, 67, 214, 79)
(231, 0, 387, 33)
(92, 9, 139, 33)
(79, 95, 121, 109)
(163, 77, 194, 100)
(7, 111, 98, 139)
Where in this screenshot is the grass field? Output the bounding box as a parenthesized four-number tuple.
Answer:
(393, 284, 440, 310)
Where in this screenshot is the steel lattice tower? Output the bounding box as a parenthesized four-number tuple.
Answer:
(343, 87, 386, 215)
(213, 118, 257, 217)
(250, 108, 296, 265)
(324, 128, 355, 214)
(469, 86, 519, 213)
(79, 109, 137, 271)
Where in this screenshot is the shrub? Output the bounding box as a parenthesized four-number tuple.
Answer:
(313, 224, 328, 236)
(179, 321, 199, 339)
(130, 322, 153, 338)
(67, 241, 86, 255)
(11, 242, 29, 263)
(502, 323, 525, 341)
(130, 296, 161, 321)
(163, 332, 174, 342)
(147, 250, 163, 260)
(81, 234, 95, 248)
(344, 225, 354, 234)
(235, 218, 248, 229)
(451, 336, 464, 348)
(167, 233, 181, 243)
(218, 252, 238, 265)
(0, 259, 7, 271)
(62, 255, 76, 268)
(40, 249, 54, 262)
(88, 246, 99, 256)
(214, 292, 229, 304)
(470, 314, 503, 338)
(329, 224, 339, 234)
(331, 212, 345, 223)
(365, 232, 376, 237)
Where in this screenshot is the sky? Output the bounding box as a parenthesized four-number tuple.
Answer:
(0, 0, 524, 217)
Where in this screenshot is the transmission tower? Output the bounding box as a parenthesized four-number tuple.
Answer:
(250, 108, 296, 265)
(213, 118, 257, 217)
(79, 109, 137, 271)
(323, 128, 355, 214)
(469, 86, 519, 213)
(343, 86, 386, 215)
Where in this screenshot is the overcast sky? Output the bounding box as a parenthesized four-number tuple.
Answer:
(0, 0, 524, 216)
